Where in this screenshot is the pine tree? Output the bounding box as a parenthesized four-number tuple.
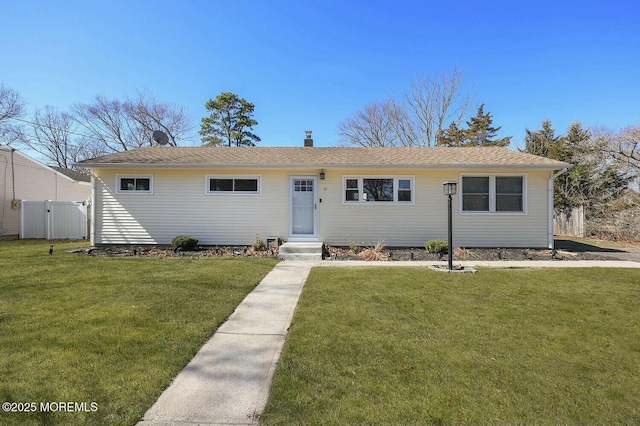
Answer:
(523, 120, 630, 207)
(436, 104, 512, 147)
(524, 119, 558, 157)
(555, 122, 590, 206)
(463, 104, 511, 147)
(435, 122, 466, 146)
(199, 92, 260, 147)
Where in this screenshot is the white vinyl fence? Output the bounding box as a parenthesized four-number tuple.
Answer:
(20, 200, 88, 240)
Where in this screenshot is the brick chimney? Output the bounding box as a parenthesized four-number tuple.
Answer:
(304, 130, 313, 147)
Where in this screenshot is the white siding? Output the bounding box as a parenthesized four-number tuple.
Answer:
(319, 168, 551, 248)
(94, 168, 289, 245)
(0, 149, 90, 237)
(454, 171, 550, 248)
(91, 166, 553, 248)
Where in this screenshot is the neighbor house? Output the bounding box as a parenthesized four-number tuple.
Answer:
(0, 146, 92, 239)
(76, 135, 571, 248)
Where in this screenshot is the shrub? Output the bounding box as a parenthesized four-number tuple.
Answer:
(425, 239, 448, 254)
(348, 240, 361, 254)
(172, 236, 199, 251)
(252, 234, 266, 251)
(358, 241, 389, 261)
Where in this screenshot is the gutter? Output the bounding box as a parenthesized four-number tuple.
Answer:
(90, 174, 96, 245)
(548, 167, 571, 249)
(74, 162, 571, 171)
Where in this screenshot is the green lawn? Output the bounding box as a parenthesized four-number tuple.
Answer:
(0, 240, 277, 426)
(263, 267, 640, 425)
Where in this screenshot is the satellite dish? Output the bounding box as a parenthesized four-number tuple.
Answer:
(152, 130, 169, 145)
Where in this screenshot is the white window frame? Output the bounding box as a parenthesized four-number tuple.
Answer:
(116, 174, 153, 194)
(205, 174, 262, 195)
(342, 176, 415, 204)
(460, 174, 527, 214)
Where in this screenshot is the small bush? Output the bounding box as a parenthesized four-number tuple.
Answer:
(252, 234, 266, 251)
(172, 235, 199, 251)
(425, 239, 448, 254)
(348, 240, 361, 254)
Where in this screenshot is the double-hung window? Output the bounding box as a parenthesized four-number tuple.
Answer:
(206, 175, 261, 194)
(495, 176, 524, 212)
(461, 175, 525, 213)
(117, 175, 153, 194)
(344, 177, 414, 203)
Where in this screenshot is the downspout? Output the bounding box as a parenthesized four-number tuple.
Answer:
(548, 167, 569, 249)
(90, 173, 96, 245)
(11, 148, 16, 202)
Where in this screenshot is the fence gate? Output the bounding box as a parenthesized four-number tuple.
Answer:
(20, 201, 88, 240)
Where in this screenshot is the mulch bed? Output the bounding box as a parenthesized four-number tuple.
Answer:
(73, 245, 618, 261)
(323, 246, 617, 261)
(70, 246, 279, 258)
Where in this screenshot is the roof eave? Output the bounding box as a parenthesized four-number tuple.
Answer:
(75, 162, 571, 170)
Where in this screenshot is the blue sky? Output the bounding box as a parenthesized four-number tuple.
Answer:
(1, 0, 638, 151)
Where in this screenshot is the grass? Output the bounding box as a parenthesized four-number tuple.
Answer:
(263, 267, 640, 425)
(0, 239, 278, 426)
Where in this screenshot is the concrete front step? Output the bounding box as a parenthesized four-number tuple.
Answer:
(278, 242, 323, 261)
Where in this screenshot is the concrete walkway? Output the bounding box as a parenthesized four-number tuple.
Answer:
(138, 261, 319, 426)
(138, 257, 639, 425)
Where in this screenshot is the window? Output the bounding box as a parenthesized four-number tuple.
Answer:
(461, 175, 525, 213)
(462, 177, 489, 211)
(117, 175, 152, 194)
(363, 178, 393, 201)
(345, 179, 359, 201)
(343, 177, 413, 203)
(496, 176, 523, 212)
(398, 179, 412, 202)
(206, 175, 260, 194)
(294, 179, 314, 192)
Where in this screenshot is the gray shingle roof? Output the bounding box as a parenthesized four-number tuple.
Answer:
(76, 146, 571, 169)
(51, 167, 91, 182)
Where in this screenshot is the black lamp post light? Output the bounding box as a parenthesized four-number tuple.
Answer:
(428, 181, 477, 274)
(443, 181, 457, 270)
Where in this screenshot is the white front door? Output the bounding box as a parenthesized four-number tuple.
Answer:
(289, 176, 318, 240)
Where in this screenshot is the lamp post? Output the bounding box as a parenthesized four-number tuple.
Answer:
(443, 181, 457, 270)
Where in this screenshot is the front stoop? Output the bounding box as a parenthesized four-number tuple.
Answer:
(278, 242, 323, 261)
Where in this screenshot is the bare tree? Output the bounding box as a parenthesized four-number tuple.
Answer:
(589, 126, 639, 180)
(404, 67, 471, 146)
(611, 125, 640, 172)
(0, 84, 26, 145)
(73, 91, 192, 153)
(126, 90, 192, 146)
(578, 126, 640, 240)
(19, 106, 85, 169)
(338, 99, 405, 147)
(338, 68, 471, 147)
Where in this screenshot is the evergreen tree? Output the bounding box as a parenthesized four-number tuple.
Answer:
(435, 122, 466, 146)
(464, 104, 511, 147)
(200, 92, 260, 147)
(436, 104, 511, 147)
(524, 119, 557, 157)
(555, 122, 591, 206)
(523, 120, 630, 207)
